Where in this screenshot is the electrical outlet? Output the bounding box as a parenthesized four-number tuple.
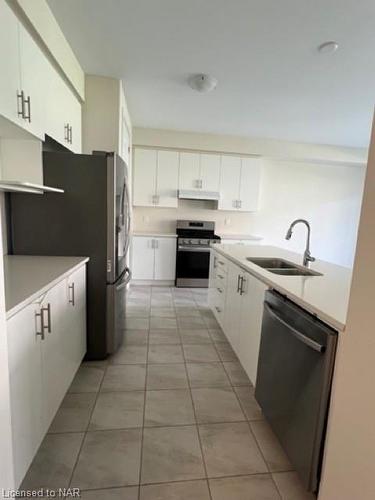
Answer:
(224, 217, 231, 226)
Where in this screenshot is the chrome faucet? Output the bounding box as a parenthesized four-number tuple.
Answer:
(285, 219, 316, 267)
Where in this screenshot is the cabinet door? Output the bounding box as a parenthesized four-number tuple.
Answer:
(40, 280, 69, 428)
(19, 23, 50, 140)
(65, 86, 82, 153)
(66, 266, 87, 379)
(156, 150, 179, 207)
(133, 148, 157, 206)
(7, 302, 44, 487)
(154, 237, 176, 280)
(238, 272, 267, 384)
(200, 154, 221, 192)
(223, 262, 242, 353)
(179, 152, 200, 190)
(0, 0, 22, 126)
(239, 158, 261, 212)
(132, 236, 155, 280)
(218, 156, 241, 211)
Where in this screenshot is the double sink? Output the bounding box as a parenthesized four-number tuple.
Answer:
(246, 257, 322, 276)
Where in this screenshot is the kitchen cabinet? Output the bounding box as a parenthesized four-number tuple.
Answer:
(6, 264, 87, 487)
(154, 237, 177, 280)
(219, 155, 261, 212)
(0, 0, 82, 152)
(0, 0, 22, 127)
(237, 271, 267, 383)
(209, 248, 267, 384)
(133, 148, 179, 207)
(179, 152, 221, 193)
(223, 261, 243, 352)
(7, 301, 44, 488)
(132, 235, 176, 281)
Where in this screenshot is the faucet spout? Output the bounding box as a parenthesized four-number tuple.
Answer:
(285, 219, 316, 267)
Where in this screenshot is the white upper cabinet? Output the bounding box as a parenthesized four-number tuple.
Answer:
(133, 148, 178, 208)
(200, 154, 221, 192)
(0, 0, 22, 127)
(239, 157, 261, 212)
(133, 148, 157, 207)
(179, 152, 221, 192)
(156, 150, 179, 207)
(0, 0, 82, 152)
(19, 23, 51, 140)
(219, 156, 242, 210)
(219, 155, 261, 212)
(179, 152, 200, 190)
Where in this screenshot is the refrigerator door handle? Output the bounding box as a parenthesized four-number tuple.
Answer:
(264, 302, 325, 353)
(116, 268, 132, 291)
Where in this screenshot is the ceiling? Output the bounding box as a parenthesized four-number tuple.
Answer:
(47, 0, 375, 148)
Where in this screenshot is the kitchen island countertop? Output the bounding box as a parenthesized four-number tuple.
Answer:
(213, 244, 352, 331)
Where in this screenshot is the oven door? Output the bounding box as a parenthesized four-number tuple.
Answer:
(176, 245, 211, 287)
(106, 267, 132, 354)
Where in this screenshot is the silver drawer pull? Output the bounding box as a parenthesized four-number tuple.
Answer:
(218, 260, 225, 266)
(217, 274, 224, 279)
(217, 287, 223, 294)
(215, 306, 222, 313)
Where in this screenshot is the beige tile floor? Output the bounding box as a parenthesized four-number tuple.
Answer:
(21, 286, 315, 500)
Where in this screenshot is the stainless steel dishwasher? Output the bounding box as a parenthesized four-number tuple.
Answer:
(255, 290, 338, 493)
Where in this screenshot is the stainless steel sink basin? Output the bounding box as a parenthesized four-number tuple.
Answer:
(246, 257, 322, 277)
(246, 257, 297, 269)
(268, 268, 322, 276)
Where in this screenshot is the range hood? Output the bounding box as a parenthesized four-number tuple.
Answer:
(0, 180, 64, 194)
(178, 189, 220, 201)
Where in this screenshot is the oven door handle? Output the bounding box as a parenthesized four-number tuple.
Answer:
(178, 246, 211, 253)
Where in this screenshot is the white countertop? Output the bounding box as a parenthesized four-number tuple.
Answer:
(213, 245, 352, 331)
(218, 233, 263, 241)
(4, 255, 89, 319)
(133, 232, 177, 238)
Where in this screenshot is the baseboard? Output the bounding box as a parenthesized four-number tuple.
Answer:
(131, 280, 175, 287)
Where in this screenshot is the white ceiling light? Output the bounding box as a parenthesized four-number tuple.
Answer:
(188, 74, 218, 93)
(318, 41, 339, 54)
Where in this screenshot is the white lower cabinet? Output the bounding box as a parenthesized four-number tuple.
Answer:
(237, 271, 267, 383)
(132, 236, 176, 281)
(6, 265, 87, 487)
(209, 249, 267, 385)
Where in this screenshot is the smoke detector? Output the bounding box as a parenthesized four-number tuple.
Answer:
(188, 74, 218, 93)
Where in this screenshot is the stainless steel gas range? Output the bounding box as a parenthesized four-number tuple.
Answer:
(175, 220, 220, 287)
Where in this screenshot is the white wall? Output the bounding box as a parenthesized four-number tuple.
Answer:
(133, 128, 366, 268)
(318, 115, 375, 500)
(253, 160, 365, 267)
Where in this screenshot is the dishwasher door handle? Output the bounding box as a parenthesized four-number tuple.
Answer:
(264, 302, 325, 353)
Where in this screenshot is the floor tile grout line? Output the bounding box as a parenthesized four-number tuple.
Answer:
(176, 296, 214, 500)
(67, 359, 109, 489)
(137, 322, 150, 498)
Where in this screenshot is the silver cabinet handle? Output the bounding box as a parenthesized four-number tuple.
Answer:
(41, 303, 51, 333)
(213, 256, 217, 268)
(217, 273, 224, 279)
(218, 260, 225, 266)
(264, 302, 325, 353)
(239, 276, 245, 295)
(217, 287, 223, 293)
(215, 306, 222, 313)
(238, 200, 242, 209)
(68, 282, 75, 306)
(35, 310, 45, 340)
(24, 95, 31, 122)
(237, 274, 241, 293)
(17, 90, 25, 118)
(69, 125, 73, 144)
(154, 239, 159, 249)
(64, 124, 69, 142)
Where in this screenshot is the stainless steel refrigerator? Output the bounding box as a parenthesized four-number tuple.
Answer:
(10, 151, 132, 359)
